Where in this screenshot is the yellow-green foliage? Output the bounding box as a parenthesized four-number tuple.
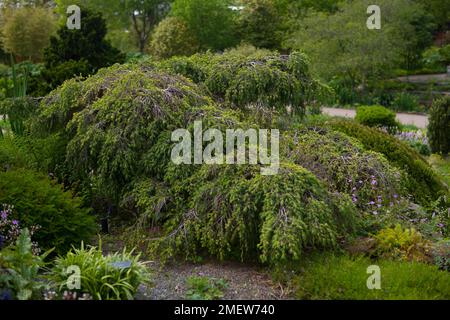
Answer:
(355, 105, 399, 132)
(373, 224, 431, 262)
(149, 17, 200, 59)
(156, 50, 329, 116)
(30, 62, 357, 267)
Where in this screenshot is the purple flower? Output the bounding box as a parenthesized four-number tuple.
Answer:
(0, 211, 7, 220)
(437, 223, 444, 228)
(369, 201, 375, 205)
(393, 194, 398, 199)
(12, 220, 18, 226)
(371, 180, 377, 186)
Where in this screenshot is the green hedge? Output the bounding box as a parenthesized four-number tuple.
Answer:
(0, 169, 97, 255)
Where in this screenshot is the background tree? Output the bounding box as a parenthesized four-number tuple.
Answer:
(123, 0, 172, 53)
(284, 0, 430, 86)
(236, 0, 282, 49)
(413, 0, 450, 31)
(149, 16, 199, 59)
(34, 9, 124, 94)
(54, 0, 171, 53)
(0, 7, 56, 62)
(171, 0, 238, 51)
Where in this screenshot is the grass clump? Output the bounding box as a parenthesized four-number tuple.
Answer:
(294, 253, 450, 300)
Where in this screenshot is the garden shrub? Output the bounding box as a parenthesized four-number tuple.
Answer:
(149, 17, 200, 59)
(0, 169, 97, 255)
(29, 61, 360, 267)
(372, 224, 431, 262)
(49, 244, 149, 300)
(38, 9, 124, 95)
(355, 105, 399, 132)
(0, 136, 32, 171)
(149, 163, 356, 265)
(294, 253, 450, 300)
(156, 50, 329, 116)
(328, 119, 448, 204)
(428, 96, 450, 155)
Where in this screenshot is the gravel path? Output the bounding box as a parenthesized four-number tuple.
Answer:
(136, 260, 291, 300)
(322, 107, 429, 128)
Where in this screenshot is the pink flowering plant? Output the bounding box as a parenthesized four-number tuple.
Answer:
(0, 204, 40, 255)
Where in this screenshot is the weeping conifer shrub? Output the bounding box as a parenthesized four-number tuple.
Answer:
(155, 49, 330, 117)
(29, 61, 357, 267)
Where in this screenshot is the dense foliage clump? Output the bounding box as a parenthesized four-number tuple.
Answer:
(355, 105, 399, 132)
(328, 119, 448, 204)
(286, 128, 405, 210)
(149, 17, 199, 59)
(0, 169, 97, 255)
(156, 49, 328, 116)
(428, 97, 450, 155)
(33, 9, 125, 95)
(29, 61, 355, 266)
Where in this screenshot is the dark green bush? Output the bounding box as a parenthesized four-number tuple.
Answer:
(37, 9, 124, 95)
(35, 60, 91, 96)
(328, 119, 447, 204)
(428, 96, 450, 155)
(0, 169, 97, 255)
(355, 105, 399, 132)
(0, 136, 32, 171)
